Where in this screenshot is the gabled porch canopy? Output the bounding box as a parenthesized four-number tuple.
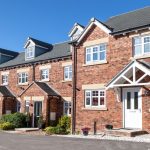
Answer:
(106, 60, 150, 89)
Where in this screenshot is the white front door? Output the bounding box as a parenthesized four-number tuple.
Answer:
(123, 88, 142, 129)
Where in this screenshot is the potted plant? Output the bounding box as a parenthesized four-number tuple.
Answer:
(81, 127, 90, 136)
(105, 124, 113, 130)
(38, 114, 45, 129)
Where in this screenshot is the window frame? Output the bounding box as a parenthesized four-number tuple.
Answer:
(85, 43, 107, 64)
(85, 89, 106, 108)
(18, 72, 28, 84)
(26, 46, 35, 59)
(64, 65, 72, 81)
(133, 35, 150, 57)
(63, 101, 71, 116)
(2, 74, 8, 85)
(41, 69, 49, 81)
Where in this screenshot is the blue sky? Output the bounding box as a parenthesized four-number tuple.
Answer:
(0, 0, 149, 52)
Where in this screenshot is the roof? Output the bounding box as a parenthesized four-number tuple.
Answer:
(0, 86, 15, 97)
(35, 82, 59, 96)
(105, 6, 150, 34)
(19, 81, 59, 97)
(106, 60, 150, 88)
(28, 37, 53, 49)
(0, 41, 71, 69)
(0, 48, 19, 57)
(138, 60, 150, 69)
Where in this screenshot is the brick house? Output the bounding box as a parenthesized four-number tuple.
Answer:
(0, 6, 149, 133)
(0, 37, 72, 127)
(69, 7, 150, 133)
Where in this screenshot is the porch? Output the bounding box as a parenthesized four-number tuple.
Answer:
(106, 60, 150, 132)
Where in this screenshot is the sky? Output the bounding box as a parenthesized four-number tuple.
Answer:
(0, 0, 149, 52)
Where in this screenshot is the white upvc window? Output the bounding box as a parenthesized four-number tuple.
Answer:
(64, 65, 72, 81)
(133, 35, 150, 56)
(64, 101, 71, 116)
(86, 44, 106, 64)
(41, 69, 49, 81)
(2, 74, 8, 85)
(18, 72, 28, 84)
(26, 47, 34, 59)
(85, 90, 106, 108)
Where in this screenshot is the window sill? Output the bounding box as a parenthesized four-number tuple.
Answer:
(40, 79, 49, 82)
(18, 83, 29, 86)
(2, 83, 8, 86)
(131, 54, 150, 60)
(62, 80, 72, 83)
(82, 107, 108, 111)
(82, 60, 107, 67)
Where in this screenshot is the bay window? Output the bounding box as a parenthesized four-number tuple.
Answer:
(85, 90, 105, 108)
(133, 35, 150, 56)
(86, 44, 106, 64)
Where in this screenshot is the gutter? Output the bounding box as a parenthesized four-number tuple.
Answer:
(111, 24, 150, 35)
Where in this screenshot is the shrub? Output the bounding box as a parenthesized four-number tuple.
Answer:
(45, 116, 71, 135)
(58, 116, 71, 132)
(0, 113, 27, 128)
(45, 126, 57, 135)
(0, 122, 15, 130)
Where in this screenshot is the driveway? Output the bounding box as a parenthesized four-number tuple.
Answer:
(0, 132, 149, 150)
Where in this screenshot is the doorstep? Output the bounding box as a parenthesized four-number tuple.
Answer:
(15, 128, 39, 132)
(104, 128, 148, 137)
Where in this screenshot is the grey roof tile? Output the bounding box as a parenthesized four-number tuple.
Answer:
(35, 82, 59, 96)
(0, 41, 71, 68)
(0, 86, 15, 97)
(0, 48, 19, 57)
(105, 6, 150, 34)
(29, 37, 53, 49)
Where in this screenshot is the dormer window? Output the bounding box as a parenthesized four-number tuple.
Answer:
(26, 46, 34, 60)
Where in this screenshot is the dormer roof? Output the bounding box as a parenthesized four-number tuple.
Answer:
(24, 37, 52, 49)
(69, 23, 85, 37)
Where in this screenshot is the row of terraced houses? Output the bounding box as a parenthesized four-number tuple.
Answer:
(0, 7, 149, 133)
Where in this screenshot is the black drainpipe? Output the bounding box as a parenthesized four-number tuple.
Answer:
(32, 64, 35, 81)
(72, 43, 77, 135)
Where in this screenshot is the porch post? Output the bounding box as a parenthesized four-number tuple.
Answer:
(0, 97, 4, 116)
(46, 96, 50, 127)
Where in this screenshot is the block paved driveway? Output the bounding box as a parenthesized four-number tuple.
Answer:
(0, 132, 149, 150)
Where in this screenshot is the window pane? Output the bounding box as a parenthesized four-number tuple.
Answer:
(127, 92, 131, 109)
(134, 37, 142, 45)
(86, 54, 91, 62)
(144, 43, 150, 53)
(100, 51, 106, 60)
(92, 97, 98, 106)
(144, 37, 150, 43)
(134, 45, 142, 55)
(92, 91, 98, 96)
(86, 98, 90, 105)
(100, 91, 104, 96)
(100, 97, 104, 105)
(134, 92, 138, 109)
(100, 44, 106, 51)
(86, 91, 91, 96)
(93, 53, 98, 61)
